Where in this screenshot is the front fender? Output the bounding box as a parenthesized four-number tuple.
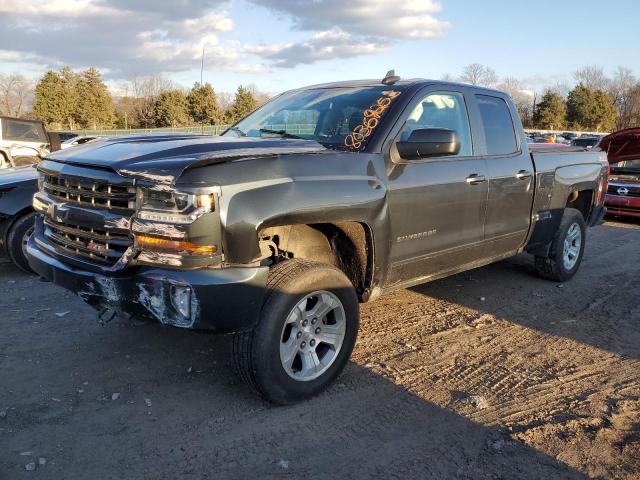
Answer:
(221, 176, 388, 263)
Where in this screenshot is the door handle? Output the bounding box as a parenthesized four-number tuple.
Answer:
(465, 174, 486, 185)
(516, 170, 532, 180)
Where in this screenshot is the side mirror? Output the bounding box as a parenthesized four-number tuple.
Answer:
(396, 128, 460, 160)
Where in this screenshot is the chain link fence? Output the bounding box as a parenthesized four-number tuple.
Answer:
(68, 125, 608, 138)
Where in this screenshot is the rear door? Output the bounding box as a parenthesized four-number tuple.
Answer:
(472, 94, 535, 256)
(384, 86, 489, 286)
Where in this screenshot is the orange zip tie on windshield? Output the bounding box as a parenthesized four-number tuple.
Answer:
(345, 90, 401, 150)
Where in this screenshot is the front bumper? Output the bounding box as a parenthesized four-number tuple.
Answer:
(27, 237, 269, 332)
(605, 194, 640, 219)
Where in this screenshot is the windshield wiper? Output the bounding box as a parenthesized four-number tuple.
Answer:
(229, 126, 247, 136)
(259, 128, 302, 139)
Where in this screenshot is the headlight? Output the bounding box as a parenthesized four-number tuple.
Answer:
(136, 188, 214, 224)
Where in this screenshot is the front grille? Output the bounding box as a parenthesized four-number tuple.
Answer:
(37, 163, 136, 268)
(42, 172, 137, 211)
(608, 184, 640, 198)
(43, 218, 131, 266)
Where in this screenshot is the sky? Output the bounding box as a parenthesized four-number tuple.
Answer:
(0, 0, 639, 95)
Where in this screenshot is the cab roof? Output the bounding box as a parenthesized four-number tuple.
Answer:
(293, 78, 508, 97)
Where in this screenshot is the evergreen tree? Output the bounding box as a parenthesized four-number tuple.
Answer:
(75, 67, 115, 129)
(153, 89, 189, 127)
(187, 82, 219, 125)
(33, 68, 79, 129)
(225, 85, 257, 124)
(567, 84, 617, 131)
(593, 90, 616, 132)
(533, 91, 566, 130)
(567, 84, 595, 130)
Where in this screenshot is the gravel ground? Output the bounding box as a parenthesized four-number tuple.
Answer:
(1, 219, 639, 479)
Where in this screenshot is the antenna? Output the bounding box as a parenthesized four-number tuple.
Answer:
(200, 46, 205, 134)
(382, 69, 400, 85)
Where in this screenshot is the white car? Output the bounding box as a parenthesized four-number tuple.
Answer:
(0, 117, 50, 168)
(61, 135, 98, 149)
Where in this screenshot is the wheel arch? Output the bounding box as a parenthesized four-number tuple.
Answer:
(258, 221, 375, 301)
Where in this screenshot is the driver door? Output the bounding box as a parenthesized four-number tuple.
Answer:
(384, 88, 488, 287)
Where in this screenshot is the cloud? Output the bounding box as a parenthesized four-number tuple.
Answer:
(247, 0, 450, 67)
(249, 0, 450, 38)
(0, 0, 253, 78)
(0, 0, 451, 79)
(246, 28, 388, 68)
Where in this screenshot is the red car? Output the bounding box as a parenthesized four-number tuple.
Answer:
(601, 128, 640, 219)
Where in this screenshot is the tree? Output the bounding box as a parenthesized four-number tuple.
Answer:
(593, 90, 616, 132)
(574, 65, 609, 92)
(33, 68, 79, 129)
(75, 68, 115, 129)
(187, 82, 219, 125)
(225, 85, 257, 123)
(153, 89, 189, 127)
(498, 77, 535, 127)
(533, 91, 566, 130)
(459, 63, 498, 87)
(126, 75, 175, 128)
(609, 67, 638, 129)
(566, 84, 616, 132)
(616, 83, 640, 130)
(0, 73, 34, 118)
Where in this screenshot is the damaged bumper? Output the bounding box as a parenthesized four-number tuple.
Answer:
(26, 238, 269, 332)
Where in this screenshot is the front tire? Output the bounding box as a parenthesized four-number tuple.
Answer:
(535, 208, 586, 282)
(233, 260, 359, 404)
(6, 212, 36, 273)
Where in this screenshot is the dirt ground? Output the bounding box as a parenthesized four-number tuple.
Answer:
(1, 219, 639, 480)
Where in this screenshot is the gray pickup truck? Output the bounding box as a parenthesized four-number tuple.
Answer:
(27, 74, 608, 403)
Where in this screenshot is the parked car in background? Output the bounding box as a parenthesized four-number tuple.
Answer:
(52, 132, 81, 143)
(0, 166, 38, 271)
(0, 117, 53, 168)
(601, 128, 640, 219)
(571, 137, 600, 149)
(27, 75, 608, 403)
(61, 135, 98, 149)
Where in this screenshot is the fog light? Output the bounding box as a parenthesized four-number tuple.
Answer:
(170, 285, 192, 319)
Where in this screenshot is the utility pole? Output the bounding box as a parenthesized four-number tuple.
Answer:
(200, 46, 205, 134)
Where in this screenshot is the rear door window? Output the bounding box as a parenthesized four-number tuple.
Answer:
(476, 95, 518, 156)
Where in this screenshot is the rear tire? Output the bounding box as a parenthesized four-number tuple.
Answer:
(535, 208, 586, 282)
(233, 259, 359, 404)
(7, 212, 36, 273)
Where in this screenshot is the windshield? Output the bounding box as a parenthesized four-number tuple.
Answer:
(223, 86, 405, 151)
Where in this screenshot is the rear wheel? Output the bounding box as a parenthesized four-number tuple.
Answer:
(233, 260, 359, 404)
(7, 212, 36, 273)
(535, 208, 586, 282)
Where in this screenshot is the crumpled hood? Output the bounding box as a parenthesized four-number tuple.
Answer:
(599, 128, 640, 164)
(0, 165, 38, 186)
(45, 133, 329, 184)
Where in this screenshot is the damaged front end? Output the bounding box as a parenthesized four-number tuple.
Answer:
(27, 159, 267, 331)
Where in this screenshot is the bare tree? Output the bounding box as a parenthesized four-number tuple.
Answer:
(615, 83, 640, 130)
(459, 63, 498, 87)
(0, 73, 34, 117)
(124, 74, 176, 128)
(496, 77, 535, 127)
(574, 65, 609, 91)
(217, 92, 234, 113)
(608, 67, 637, 129)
